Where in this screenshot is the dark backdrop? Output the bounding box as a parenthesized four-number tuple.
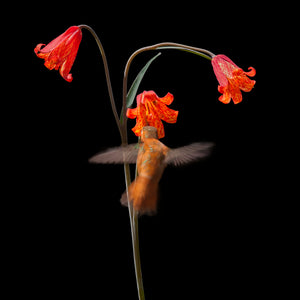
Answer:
(7, 2, 283, 299)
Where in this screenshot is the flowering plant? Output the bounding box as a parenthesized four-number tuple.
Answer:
(35, 24, 256, 299)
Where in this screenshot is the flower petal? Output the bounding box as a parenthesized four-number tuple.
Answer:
(131, 105, 147, 137)
(232, 69, 256, 92)
(244, 67, 256, 77)
(159, 92, 174, 105)
(149, 117, 165, 139)
(39, 26, 80, 53)
(212, 54, 239, 87)
(212, 56, 228, 87)
(34, 44, 46, 56)
(230, 84, 243, 104)
(239, 78, 256, 92)
(155, 101, 178, 123)
(59, 59, 73, 82)
(127, 107, 138, 119)
(218, 85, 231, 104)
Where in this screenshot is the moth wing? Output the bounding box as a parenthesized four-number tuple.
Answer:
(165, 142, 214, 166)
(89, 144, 139, 164)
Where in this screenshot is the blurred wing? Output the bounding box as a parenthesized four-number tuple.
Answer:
(89, 144, 139, 164)
(165, 142, 214, 166)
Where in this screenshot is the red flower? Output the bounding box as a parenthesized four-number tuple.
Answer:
(211, 54, 256, 104)
(127, 91, 178, 139)
(34, 26, 82, 82)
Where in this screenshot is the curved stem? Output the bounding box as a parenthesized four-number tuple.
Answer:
(122, 42, 215, 136)
(79, 25, 123, 140)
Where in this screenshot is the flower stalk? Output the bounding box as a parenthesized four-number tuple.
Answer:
(79, 25, 123, 139)
(123, 162, 145, 298)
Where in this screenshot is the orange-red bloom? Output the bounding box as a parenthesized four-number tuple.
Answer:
(211, 54, 256, 104)
(34, 26, 82, 82)
(127, 91, 178, 139)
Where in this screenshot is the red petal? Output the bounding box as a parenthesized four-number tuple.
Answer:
(34, 44, 46, 55)
(239, 78, 256, 92)
(59, 59, 73, 82)
(244, 67, 256, 77)
(39, 26, 81, 53)
(149, 118, 165, 139)
(155, 101, 178, 123)
(212, 56, 228, 87)
(232, 69, 256, 92)
(212, 54, 239, 86)
(218, 85, 231, 104)
(127, 107, 138, 119)
(215, 54, 239, 68)
(230, 85, 243, 104)
(131, 106, 147, 137)
(159, 92, 174, 105)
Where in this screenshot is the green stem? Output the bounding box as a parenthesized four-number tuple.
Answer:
(133, 137, 144, 300)
(157, 46, 212, 60)
(133, 211, 144, 300)
(123, 163, 145, 300)
(78, 25, 123, 140)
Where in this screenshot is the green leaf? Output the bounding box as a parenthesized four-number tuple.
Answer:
(126, 52, 161, 108)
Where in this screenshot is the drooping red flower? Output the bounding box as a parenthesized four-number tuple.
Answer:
(211, 54, 256, 104)
(126, 91, 178, 139)
(34, 26, 82, 82)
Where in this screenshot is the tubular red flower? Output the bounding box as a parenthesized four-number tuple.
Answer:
(34, 26, 82, 82)
(126, 91, 178, 139)
(211, 54, 256, 104)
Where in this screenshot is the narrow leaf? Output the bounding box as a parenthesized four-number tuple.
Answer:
(126, 52, 161, 108)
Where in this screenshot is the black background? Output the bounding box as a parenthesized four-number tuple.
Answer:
(6, 2, 289, 299)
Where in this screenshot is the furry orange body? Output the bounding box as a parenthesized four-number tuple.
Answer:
(124, 137, 169, 215)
